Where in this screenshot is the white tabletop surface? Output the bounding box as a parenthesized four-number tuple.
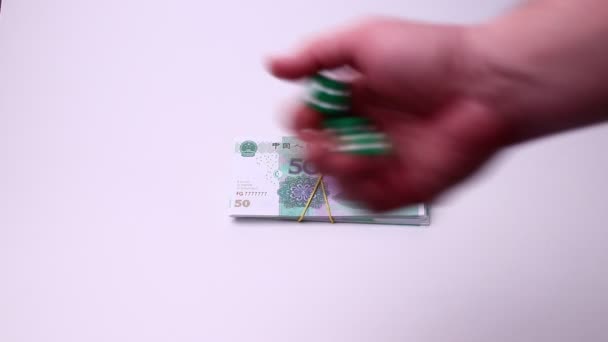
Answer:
(1, 1, 607, 341)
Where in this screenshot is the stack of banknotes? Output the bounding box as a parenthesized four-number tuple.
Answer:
(229, 137, 430, 226)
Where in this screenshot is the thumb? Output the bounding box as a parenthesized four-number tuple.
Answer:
(267, 27, 359, 80)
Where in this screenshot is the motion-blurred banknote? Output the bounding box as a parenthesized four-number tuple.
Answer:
(229, 137, 430, 226)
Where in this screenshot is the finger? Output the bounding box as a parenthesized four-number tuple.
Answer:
(349, 80, 391, 117)
(309, 145, 391, 179)
(332, 163, 394, 210)
(267, 28, 359, 80)
(344, 177, 388, 207)
(384, 166, 436, 208)
(290, 105, 323, 132)
(349, 80, 420, 132)
(338, 176, 410, 212)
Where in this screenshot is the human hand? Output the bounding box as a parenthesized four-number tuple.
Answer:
(268, 18, 512, 211)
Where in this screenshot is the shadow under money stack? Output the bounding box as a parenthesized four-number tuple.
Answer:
(306, 70, 391, 155)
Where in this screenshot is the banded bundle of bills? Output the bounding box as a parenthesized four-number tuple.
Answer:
(229, 137, 430, 226)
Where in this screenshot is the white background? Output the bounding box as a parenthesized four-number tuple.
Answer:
(1, 1, 607, 341)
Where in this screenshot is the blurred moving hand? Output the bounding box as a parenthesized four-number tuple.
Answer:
(268, 1, 608, 211)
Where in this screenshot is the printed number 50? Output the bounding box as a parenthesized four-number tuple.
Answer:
(289, 158, 317, 175)
(235, 200, 251, 207)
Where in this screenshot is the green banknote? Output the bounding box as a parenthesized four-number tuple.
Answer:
(229, 137, 430, 226)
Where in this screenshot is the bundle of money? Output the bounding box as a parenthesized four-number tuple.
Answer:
(229, 137, 430, 226)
